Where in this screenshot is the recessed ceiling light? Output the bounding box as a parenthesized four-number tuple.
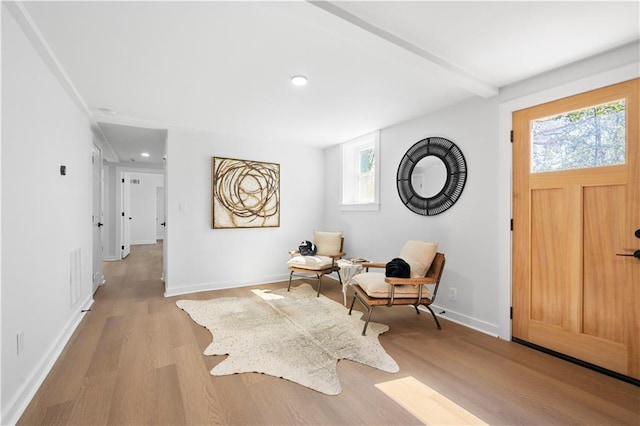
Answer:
(291, 75, 308, 86)
(141, 152, 150, 157)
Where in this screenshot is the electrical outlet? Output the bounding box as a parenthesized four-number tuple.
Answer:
(449, 287, 457, 301)
(17, 330, 24, 355)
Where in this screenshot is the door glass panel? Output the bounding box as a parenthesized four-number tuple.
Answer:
(531, 99, 625, 173)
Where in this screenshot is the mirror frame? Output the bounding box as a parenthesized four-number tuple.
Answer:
(396, 137, 467, 216)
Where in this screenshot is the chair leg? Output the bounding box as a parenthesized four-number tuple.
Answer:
(348, 294, 357, 314)
(424, 305, 442, 330)
(349, 293, 375, 336)
(287, 271, 294, 292)
(316, 274, 322, 297)
(413, 304, 420, 314)
(361, 305, 375, 336)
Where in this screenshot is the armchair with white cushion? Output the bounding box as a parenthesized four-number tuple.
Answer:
(348, 240, 445, 335)
(286, 231, 345, 296)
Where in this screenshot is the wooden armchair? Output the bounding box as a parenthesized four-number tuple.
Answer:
(286, 231, 345, 297)
(348, 246, 445, 335)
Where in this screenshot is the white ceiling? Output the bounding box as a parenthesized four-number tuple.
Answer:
(96, 122, 167, 165)
(17, 1, 640, 165)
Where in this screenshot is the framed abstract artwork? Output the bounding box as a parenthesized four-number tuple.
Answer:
(212, 157, 280, 229)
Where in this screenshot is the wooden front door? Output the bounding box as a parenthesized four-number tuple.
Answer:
(512, 78, 639, 380)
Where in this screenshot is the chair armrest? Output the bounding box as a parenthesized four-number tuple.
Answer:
(362, 262, 386, 269)
(384, 277, 437, 285)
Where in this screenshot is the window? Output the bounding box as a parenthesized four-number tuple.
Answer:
(531, 99, 625, 173)
(341, 131, 380, 210)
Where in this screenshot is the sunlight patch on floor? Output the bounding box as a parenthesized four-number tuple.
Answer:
(251, 288, 285, 300)
(375, 376, 487, 425)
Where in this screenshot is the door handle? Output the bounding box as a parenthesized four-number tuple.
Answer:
(97, 222, 104, 228)
(161, 222, 166, 226)
(636, 229, 640, 239)
(129, 217, 132, 220)
(616, 250, 640, 259)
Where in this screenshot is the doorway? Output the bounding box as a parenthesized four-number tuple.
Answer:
(156, 186, 165, 240)
(121, 171, 132, 258)
(512, 79, 639, 380)
(117, 170, 165, 275)
(91, 144, 104, 293)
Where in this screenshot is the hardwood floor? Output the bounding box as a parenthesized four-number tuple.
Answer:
(18, 243, 639, 425)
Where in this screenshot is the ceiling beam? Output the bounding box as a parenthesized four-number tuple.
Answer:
(308, 1, 499, 98)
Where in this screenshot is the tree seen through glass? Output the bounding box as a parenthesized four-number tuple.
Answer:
(358, 147, 375, 201)
(359, 148, 374, 173)
(531, 99, 625, 173)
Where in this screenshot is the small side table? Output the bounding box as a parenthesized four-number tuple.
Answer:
(336, 259, 365, 306)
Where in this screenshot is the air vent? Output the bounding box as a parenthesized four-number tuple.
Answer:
(130, 179, 141, 184)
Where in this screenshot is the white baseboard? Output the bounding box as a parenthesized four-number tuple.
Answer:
(427, 304, 500, 337)
(2, 295, 94, 425)
(131, 240, 157, 245)
(164, 273, 292, 297)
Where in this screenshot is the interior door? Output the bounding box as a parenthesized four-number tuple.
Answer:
(121, 171, 132, 258)
(91, 144, 103, 292)
(512, 78, 639, 380)
(156, 186, 165, 240)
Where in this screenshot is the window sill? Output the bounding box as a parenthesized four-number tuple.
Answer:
(340, 203, 380, 212)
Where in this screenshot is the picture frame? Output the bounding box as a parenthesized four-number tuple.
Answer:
(212, 156, 280, 229)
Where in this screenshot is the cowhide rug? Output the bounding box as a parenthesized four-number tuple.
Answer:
(176, 283, 399, 395)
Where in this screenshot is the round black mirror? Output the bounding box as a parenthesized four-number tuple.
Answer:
(396, 137, 467, 216)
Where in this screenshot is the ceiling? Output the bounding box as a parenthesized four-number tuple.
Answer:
(16, 1, 640, 165)
(96, 122, 168, 165)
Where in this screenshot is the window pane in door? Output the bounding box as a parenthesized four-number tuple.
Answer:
(531, 99, 625, 173)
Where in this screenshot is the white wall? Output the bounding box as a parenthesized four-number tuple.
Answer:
(325, 96, 502, 334)
(325, 41, 640, 338)
(164, 128, 326, 296)
(1, 7, 94, 423)
(129, 172, 164, 245)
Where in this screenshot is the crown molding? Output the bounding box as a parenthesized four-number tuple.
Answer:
(4, 1, 91, 118)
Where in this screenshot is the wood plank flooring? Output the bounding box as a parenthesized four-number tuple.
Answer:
(18, 243, 639, 425)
